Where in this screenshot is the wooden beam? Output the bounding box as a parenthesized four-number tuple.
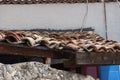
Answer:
(44, 57, 51, 65)
(0, 44, 63, 58)
(1, 43, 120, 66)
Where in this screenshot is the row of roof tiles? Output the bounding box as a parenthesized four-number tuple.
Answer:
(0, 30, 120, 53)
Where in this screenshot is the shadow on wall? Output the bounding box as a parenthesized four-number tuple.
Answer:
(0, 27, 94, 32)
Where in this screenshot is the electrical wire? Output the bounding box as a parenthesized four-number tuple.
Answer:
(80, 0, 89, 32)
(102, 0, 108, 40)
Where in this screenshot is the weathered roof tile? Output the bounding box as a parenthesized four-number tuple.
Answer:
(0, 30, 120, 53)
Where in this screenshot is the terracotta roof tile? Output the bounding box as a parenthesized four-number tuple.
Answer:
(0, 30, 120, 53)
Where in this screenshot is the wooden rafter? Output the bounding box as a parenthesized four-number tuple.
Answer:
(0, 43, 120, 66)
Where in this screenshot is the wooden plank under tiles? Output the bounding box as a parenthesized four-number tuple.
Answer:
(63, 52, 120, 67)
(0, 44, 63, 59)
(1, 43, 120, 66)
(75, 52, 120, 66)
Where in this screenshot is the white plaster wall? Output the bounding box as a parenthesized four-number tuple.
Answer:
(0, 2, 120, 42)
(106, 3, 120, 42)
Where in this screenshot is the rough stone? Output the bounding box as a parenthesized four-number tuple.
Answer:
(0, 62, 95, 80)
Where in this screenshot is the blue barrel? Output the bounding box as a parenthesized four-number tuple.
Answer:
(100, 65, 120, 80)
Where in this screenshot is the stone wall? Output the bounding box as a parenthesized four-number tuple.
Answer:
(0, 61, 95, 80)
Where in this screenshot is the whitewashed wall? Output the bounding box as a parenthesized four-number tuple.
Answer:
(0, 2, 120, 42)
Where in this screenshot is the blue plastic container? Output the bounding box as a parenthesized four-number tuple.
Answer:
(100, 65, 120, 80)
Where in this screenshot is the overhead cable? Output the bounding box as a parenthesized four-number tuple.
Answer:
(80, 0, 89, 32)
